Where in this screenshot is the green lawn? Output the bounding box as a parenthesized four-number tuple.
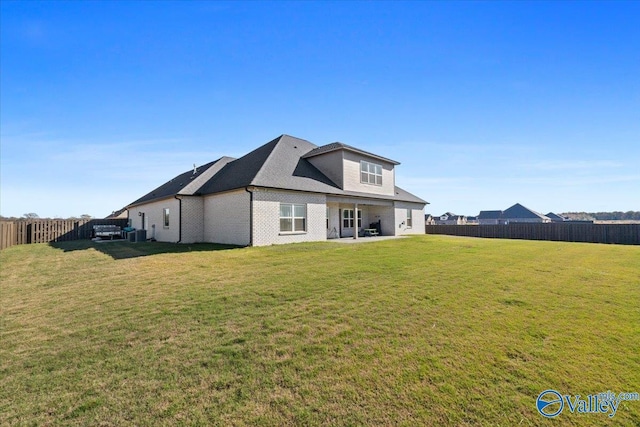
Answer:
(1, 236, 639, 426)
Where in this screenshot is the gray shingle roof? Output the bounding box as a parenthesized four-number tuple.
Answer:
(503, 203, 549, 220)
(128, 158, 228, 206)
(196, 135, 341, 195)
(303, 142, 400, 165)
(545, 212, 566, 221)
(129, 135, 427, 207)
(478, 210, 503, 219)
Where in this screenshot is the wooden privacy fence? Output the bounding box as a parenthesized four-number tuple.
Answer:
(426, 223, 640, 245)
(0, 219, 129, 250)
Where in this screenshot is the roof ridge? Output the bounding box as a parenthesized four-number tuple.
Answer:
(303, 141, 400, 165)
(181, 156, 236, 195)
(250, 135, 284, 185)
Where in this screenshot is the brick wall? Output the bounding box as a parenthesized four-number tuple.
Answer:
(203, 190, 251, 246)
(252, 189, 326, 246)
(181, 196, 204, 243)
(128, 198, 180, 242)
(368, 205, 397, 236)
(394, 202, 426, 235)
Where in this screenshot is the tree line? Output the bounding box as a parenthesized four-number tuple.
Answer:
(562, 211, 640, 221)
(0, 213, 94, 221)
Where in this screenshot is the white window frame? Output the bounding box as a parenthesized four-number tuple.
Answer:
(280, 203, 307, 233)
(342, 209, 362, 229)
(163, 208, 170, 228)
(406, 209, 412, 228)
(360, 160, 383, 186)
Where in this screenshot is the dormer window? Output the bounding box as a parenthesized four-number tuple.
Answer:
(360, 160, 382, 186)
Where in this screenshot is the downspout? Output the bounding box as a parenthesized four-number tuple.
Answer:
(245, 187, 254, 246)
(174, 195, 182, 243)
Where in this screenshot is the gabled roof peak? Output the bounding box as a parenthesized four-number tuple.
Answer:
(303, 142, 400, 165)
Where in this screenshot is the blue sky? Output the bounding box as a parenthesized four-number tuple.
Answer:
(1, 1, 638, 218)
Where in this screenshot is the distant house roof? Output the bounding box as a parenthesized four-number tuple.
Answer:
(105, 207, 127, 219)
(303, 142, 400, 165)
(478, 210, 503, 219)
(546, 212, 566, 221)
(128, 135, 426, 208)
(502, 203, 549, 221)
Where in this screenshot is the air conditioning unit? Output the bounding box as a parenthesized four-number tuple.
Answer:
(135, 229, 147, 242)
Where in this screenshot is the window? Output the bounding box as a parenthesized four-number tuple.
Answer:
(360, 160, 383, 185)
(342, 209, 362, 228)
(406, 209, 412, 228)
(163, 208, 170, 228)
(326, 207, 329, 229)
(280, 203, 306, 233)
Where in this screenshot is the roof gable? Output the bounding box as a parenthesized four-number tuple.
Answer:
(503, 203, 549, 220)
(546, 212, 565, 221)
(303, 142, 400, 165)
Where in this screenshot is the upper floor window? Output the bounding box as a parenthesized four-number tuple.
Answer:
(360, 161, 382, 186)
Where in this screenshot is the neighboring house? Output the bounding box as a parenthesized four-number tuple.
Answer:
(502, 203, 551, 223)
(466, 216, 478, 225)
(425, 214, 436, 225)
(436, 212, 466, 225)
(478, 210, 504, 225)
(105, 208, 128, 219)
(126, 135, 427, 246)
(545, 212, 567, 222)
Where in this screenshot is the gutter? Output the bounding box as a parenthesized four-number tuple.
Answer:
(174, 195, 182, 243)
(245, 187, 254, 246)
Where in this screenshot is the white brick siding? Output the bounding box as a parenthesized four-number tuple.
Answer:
(180, 196, 204, 243)
(130, 189, 425, 246)
(368, 205, 397, 236)
(252, 189, 326, 246)
(128, 198, 180, 242)
(326, 203, 341, 239)
(394, 202, 426, 235)
(204, 190, 251, 246)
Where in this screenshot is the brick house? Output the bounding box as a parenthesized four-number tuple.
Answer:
(126, 135, 428, 246)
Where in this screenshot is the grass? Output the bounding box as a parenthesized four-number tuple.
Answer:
(1, 236, 639, 426)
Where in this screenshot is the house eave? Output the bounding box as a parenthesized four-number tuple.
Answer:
(303, 144, 400, 165)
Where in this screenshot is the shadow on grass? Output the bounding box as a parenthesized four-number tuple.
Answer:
(49, 240, 243, 260)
